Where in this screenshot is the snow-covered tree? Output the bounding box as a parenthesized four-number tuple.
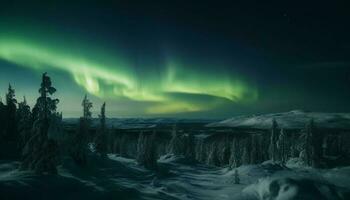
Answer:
(185, 133, 195, 160)
(168, 125, 185, 155)
(70, 95, 93, 166)
(136, 131, 158, 170)
(94, 102, 107, 157)
(0, 99, 5, 139)
(5, 84, 18, 140)
(250, 134, 259, 164)
(21, 73, 60, 174)
(207, 142, 221, 166)
(242, 138, 251, 165)
(304, 119, 322, 167)
(17, 96, 32, 149)
(229, 138, 241, 168)
(303, 119, 312, 166)
(20, 74, 59, 172)
(82, 95, 93, 119)
(269, 119, 279, 162)
(277, 129, 288, 164)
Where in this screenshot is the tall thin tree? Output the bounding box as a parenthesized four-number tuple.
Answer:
(70, 95, 93, 166)
(95, 102, 107, 157)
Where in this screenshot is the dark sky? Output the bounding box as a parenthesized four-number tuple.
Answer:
(0, 1, 349, 118)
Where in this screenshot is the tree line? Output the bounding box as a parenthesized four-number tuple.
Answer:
(0, 73, 107, 174)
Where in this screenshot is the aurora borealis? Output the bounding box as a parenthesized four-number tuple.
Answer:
(0, 35, 257, 115)
(0, 1, 349, 118)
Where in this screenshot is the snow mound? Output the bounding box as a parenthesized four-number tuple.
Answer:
(207, 110, 350, 129)
(242, 176, 350, 200)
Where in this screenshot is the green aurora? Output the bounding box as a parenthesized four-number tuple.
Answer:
(0, 35, 258, 115)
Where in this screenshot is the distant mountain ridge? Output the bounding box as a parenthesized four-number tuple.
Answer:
(207, 110, 350, 129)
(63, 118, 217, 129)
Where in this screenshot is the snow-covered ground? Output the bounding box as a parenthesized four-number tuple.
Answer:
(0, 155, 349, 200)
(207, 110, 350, 129)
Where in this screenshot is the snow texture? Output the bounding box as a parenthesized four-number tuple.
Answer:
(207, 110, 350, 129)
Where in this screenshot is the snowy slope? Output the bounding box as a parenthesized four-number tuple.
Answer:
(207, 110, 350, 129)
(1, 156, 349, 200)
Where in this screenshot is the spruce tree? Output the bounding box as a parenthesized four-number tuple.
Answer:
(21, 73, 60, 174)
(70, 95, 92, 166)
(136, 131, 158, 170)
(229, 138, 241, 168)
(94, 102, 107, 157)
(0, 98, 5, 139)
(168, 125, 184, 155)
(269, 119, 279, 162)
(242, 138, 251, 165)
(17, 96, 32, 150)
(304, 119, 321, 167)
(5, 84, 17, 140)
(303, 119, 311, 166)
(277, 129, 287, 164)
(185, 133, 195, 160)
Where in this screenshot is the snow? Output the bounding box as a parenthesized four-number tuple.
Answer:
(207, 110, 350, 129)
(0, 155, 349, 199)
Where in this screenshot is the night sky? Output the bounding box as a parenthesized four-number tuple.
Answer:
(0, 1, 349, 118)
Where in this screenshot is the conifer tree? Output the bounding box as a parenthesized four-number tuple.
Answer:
(17, 96, 32, 149)
(242, 138, 251, 165)
(277, 129, 287, 164)
(168, 124, 184, 155)
(269, 119, 279, 162)
(304, 119, 321, 167)
(229, 138, 241, 168)
(0, 98, 5, 139)
(185, 133, 195, 160)
(21, 73, 60, 174)
(5, 84, 17, 140)
(70, 95, 92, 166)
(250, 134, 259, 164)
(136, 131, 158, 170)
(94, 102, 107, 157)
(304, 119, 312, 166)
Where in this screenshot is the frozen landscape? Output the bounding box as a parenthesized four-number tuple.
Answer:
(1, 103, 350, 199)
(1, 1, 349, 199)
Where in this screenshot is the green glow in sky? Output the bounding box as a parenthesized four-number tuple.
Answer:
(0, 36, 258, 114)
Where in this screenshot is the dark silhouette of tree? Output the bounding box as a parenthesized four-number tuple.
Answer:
(136, 131, 158, 170)
(21, 73, 60, 174)
(269, 119, 279, 162)
(229, 138, 241, 168)
(17, 96, 32, 150)
(277, 129, 287, 164)
(250, 134, 259, 164)
(0, 98, 5, 139)
(185, 133, 195, 160)
(168, 125, 185, 155)
(82, 95, 93, 119)
(94, 102, 107, 157)
(5, 84, 18, 140)
(242, 137, 251, 165)
(304, 119, 322, 167)
(70, 95, 92, 166)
